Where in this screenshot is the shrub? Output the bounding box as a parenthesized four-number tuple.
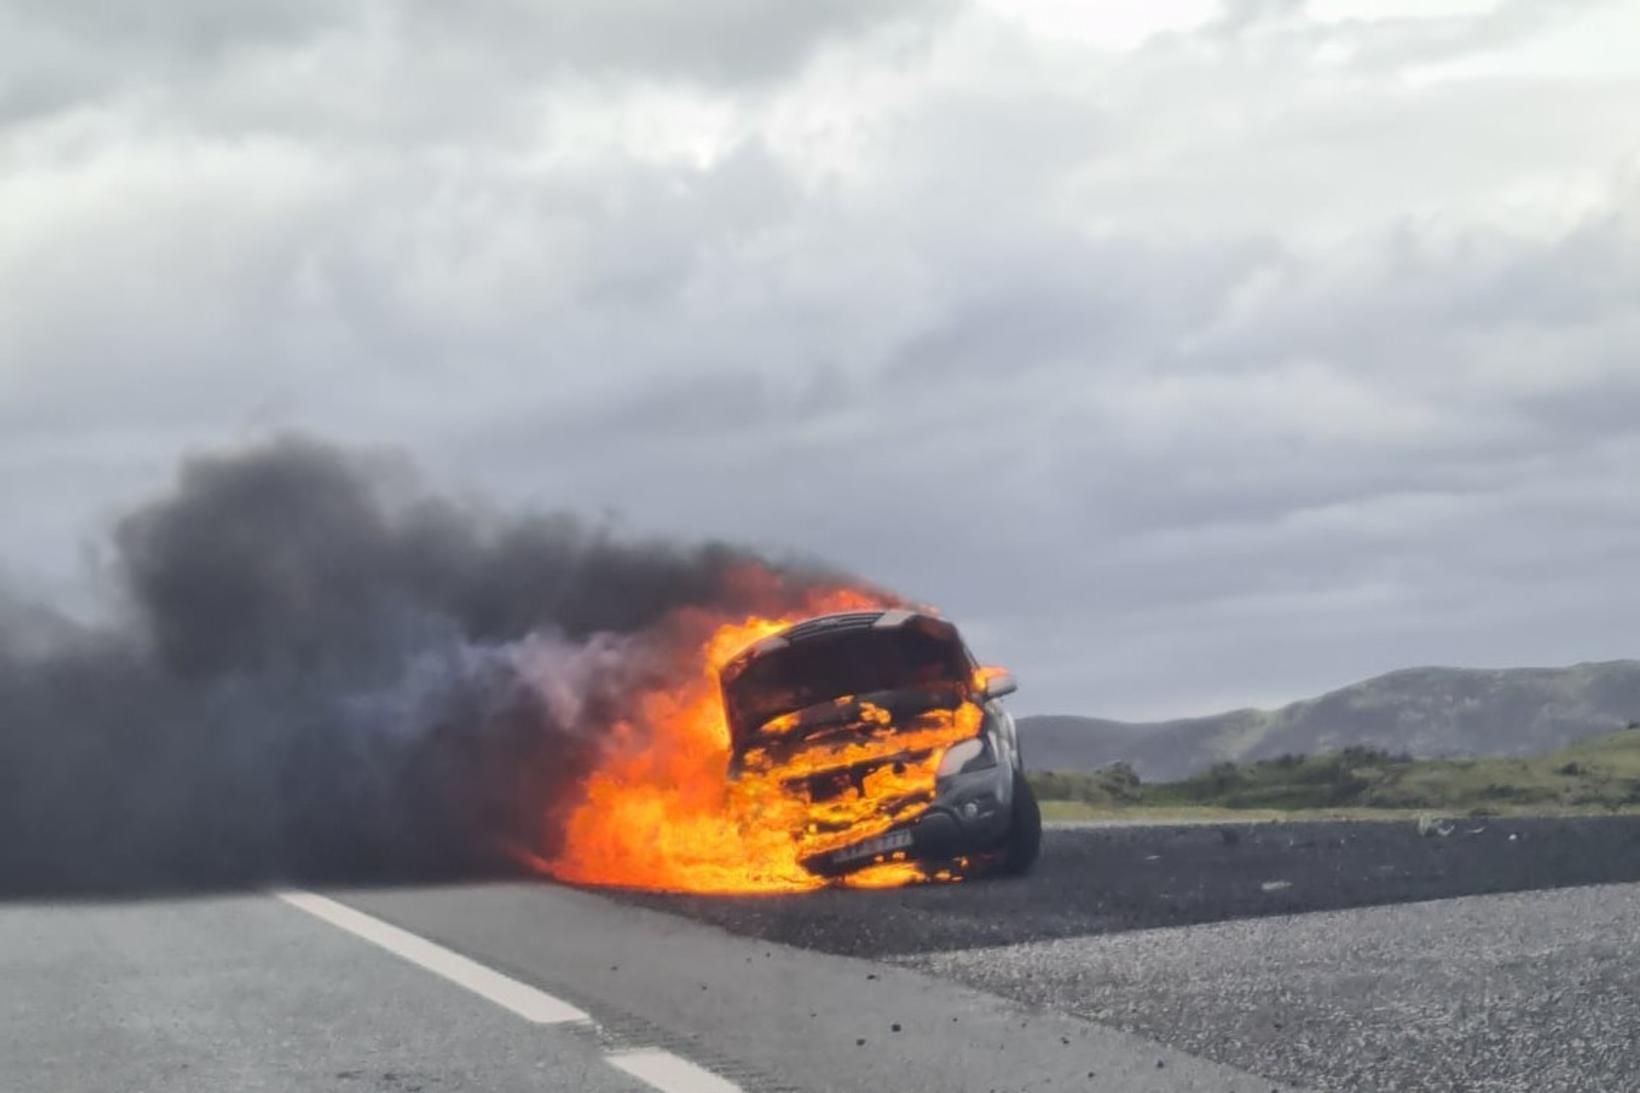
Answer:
(1029, 765, 1144, 806)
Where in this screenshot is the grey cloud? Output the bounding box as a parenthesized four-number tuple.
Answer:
(1522, 364, 1640, 438)
(1214, 0, 1308, 33)
(8, 0, 339, 56)
(402, 0, 952, 86)
(1198, 0, 1612, 72)
(887, 232, 1274, 387)
(1340, 0, 1614, 70)
(4, 0, 1640, 722)
(0, 0, 951, 130)
(421, 198, 1640, 714)
(0, 0, 348, 125)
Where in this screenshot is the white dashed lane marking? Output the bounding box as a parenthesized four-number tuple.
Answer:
(607, 1048, 746, 1093)
(275, 890, 745, 1092)
(275, 890, 589, 1023)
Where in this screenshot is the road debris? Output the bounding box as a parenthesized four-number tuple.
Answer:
(1417, 815, 1455, 837)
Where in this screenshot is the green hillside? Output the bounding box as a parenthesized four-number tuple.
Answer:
(1021, 659, 1640, 780)
(1030, 723, 1640, 817)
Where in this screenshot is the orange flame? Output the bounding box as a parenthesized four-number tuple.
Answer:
(536, 584, 985, 894)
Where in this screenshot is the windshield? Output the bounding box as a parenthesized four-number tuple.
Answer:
(724, 628, 972, 741)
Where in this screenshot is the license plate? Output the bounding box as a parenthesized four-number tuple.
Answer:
(830, 828, 913, 865)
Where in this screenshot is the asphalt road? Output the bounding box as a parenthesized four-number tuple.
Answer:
(617, 816, 1640, 1092)
(620, 816, 1640, 957)
(1, 882, 1282, 1093)
(0, 892, 641, 1093)
(8, 817, 1640, 1092)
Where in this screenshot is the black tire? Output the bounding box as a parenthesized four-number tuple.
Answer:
(998, 767, 1042, 876)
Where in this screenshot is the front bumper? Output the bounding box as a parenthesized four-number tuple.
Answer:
(803, 765, 1011, 877)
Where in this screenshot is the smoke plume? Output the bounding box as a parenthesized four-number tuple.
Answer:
(0, 436, 889, 894)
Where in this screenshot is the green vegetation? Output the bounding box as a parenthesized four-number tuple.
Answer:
(1036, 800, 1452, 823)
(1030, 762, 1142, 808)
(1028, 724, 1640, 818)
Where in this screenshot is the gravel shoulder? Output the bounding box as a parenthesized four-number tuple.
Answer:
(906, 882, 1640, 1093)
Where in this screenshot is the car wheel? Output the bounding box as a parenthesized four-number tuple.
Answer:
(998, 767, 1042, 876)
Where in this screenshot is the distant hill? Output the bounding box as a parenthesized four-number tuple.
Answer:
(1030, 725, 1640, 815)
(1019, 660, 1640, 780)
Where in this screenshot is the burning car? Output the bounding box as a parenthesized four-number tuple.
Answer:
(717, 609, 1041, 880)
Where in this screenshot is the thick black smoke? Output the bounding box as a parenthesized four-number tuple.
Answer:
(0, 436, 881, 894)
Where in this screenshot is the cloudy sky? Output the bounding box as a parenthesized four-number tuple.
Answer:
(3, 0, 1639, 719)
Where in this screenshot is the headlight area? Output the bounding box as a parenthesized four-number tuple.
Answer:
(924, 733, 1007, 846)
(936, 733, 997, 779)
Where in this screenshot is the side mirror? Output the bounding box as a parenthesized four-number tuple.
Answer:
(981, 672, 1018, 701)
